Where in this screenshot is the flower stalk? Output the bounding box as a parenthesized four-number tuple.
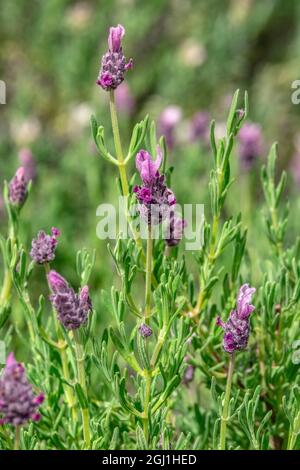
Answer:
(220, 352, 235, 450)
(145, 225, 152, 324)
(73, 330, 91, 449)
(14, 425, 21, 451)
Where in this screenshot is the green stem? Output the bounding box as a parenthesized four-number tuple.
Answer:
(74, 330, 91, 449)
(220, 353, 235, 450)
(0, 225, 16, 310)
(145, 225, 152, 324)
(270, 207, 284, 258)
(195, 214, 219, 315)
(109, 90, 129, 195)
(14, 426, 21, 450)
(60, 348, 77, 422)
(143, 370, 152, 447)
(287, 412, 300, 450)
(150, 335, 165, 368)
(45, 264, 77, 421)
(0, 269, 12, 305)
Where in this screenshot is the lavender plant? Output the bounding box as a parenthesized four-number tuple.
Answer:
(0, 23, 300, 452)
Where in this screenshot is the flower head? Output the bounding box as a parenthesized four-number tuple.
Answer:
(189, 111, 210, 143)
(48, 270, 92, 330)
(159, 106, 182, 150)
(217, 284, 256, 353)
(238, 123, 263, 170)
(30, 227, 60, 265)
(134, 147, 176, 225)
(97, 24, 133, 91)
(8, 167, 28, 207)
(139, 323, 152, 338)
(182, 357, 195, 385)
(0, 353, 44, 426)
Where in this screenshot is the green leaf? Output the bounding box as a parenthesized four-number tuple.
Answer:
(136, 425, 148, 450)
(226, 89, 240, 136)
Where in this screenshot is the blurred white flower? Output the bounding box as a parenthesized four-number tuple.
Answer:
(178, 39, 207, 67)
(65, 2, 93, 30)
(10, 117, 41, 145)
(67, 102, 92, 136)
(214, 122, 226, 140)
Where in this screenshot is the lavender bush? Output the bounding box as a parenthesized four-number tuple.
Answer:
(0, 22, 300, 452)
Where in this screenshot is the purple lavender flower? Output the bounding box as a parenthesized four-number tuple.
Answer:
(217, 284, 256, 354)
(0, 353, 44, 426)
(8, 167, 28, 207)
(134, 148, 176, 225)
(238, 123, 263, 170)
(159, 106, 182, 150)
(48, 270, 92, 330)
(189, 111, 210, 143)
(139, 323, 152, 338)
(165, 212, 187, 247)
(18, 148, 37, 182)
(182, 356, 195, 385)
(97, 24, 133, 91)
(30, 227, 60, 265)
(115, 82, 135, 114)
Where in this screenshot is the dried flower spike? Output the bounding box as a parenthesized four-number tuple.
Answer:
(217, 284, 256, 353)
(8, 167, 28, 207)
(0, 353, 44, 426)
(48, 270, 92, 330)
(97, 24, 133, 91)
(30, 227, 60, 264)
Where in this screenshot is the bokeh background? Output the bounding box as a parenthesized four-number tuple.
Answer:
(1, 0, 300, 309)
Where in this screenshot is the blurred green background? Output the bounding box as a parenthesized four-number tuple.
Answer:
(1, 0, 300, 306)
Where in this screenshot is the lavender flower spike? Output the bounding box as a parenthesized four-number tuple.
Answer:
(134, 147, 176, 225)
(30, 227, 60, 264)
(97, 24, 133, 91)
(48, 270, 92, 330)
(0, 353, 44, 426)
(217, 284, 256, 354)
(8, 167, 28, 207)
